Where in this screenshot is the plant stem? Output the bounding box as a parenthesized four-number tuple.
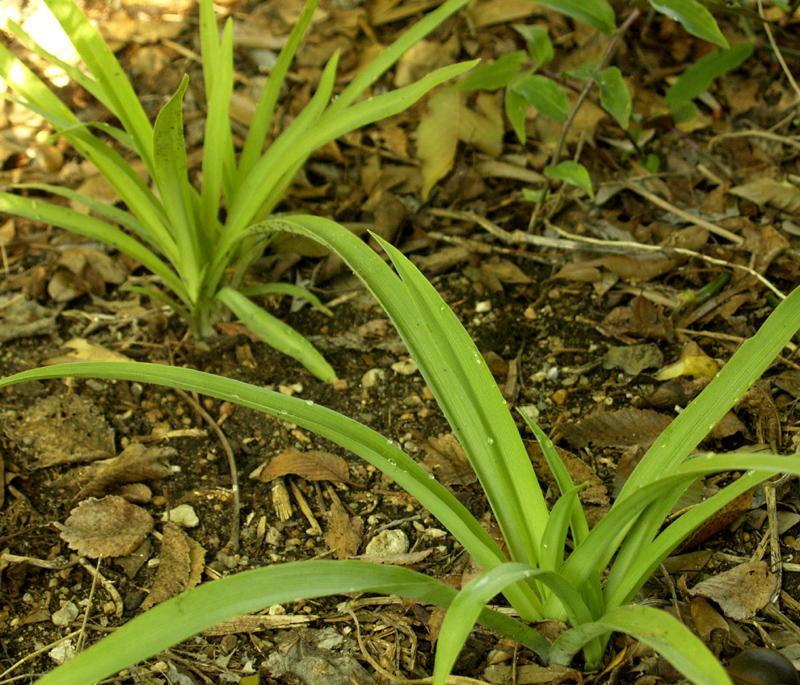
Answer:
(529, 8, 642, 231)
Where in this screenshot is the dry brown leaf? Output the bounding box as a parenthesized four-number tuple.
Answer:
(2, 394, 115, 469)
(416, 89, 504, 199)
(58, 496, 153, 558)
(600, 295, 674, 341)
(420, 433, 476, 487)
(480, 257, 532, 284)
(416, 88, 459, 200)
(559, 409, 672, 450)
(78, 443, 174, 499)
(688, 560, 775, 620)
(603, 343, 663, 375)
(140, 522, 205, 610)
(259, 450, 350, 484)
(680, 488, 753, 551)
(41, 338, 131, 365)
(323, 499, 363, 559)
(729, 178, 800, 214)
(689, 596, 729, 644)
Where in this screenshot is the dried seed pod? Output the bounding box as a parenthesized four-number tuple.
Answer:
(727, 649, 800, 685)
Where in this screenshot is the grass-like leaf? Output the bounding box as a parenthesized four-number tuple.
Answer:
(29, 560, 548, 685)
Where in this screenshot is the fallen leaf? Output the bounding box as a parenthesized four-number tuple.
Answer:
(729, 178, 800, 214)
(140, 522, 205, 610)
(41, 338, 131, 365)
(324, 499, 363, 560)
(603, 343, 663, 375)
(654, 342, 719, 381)
(259, 450, 351, 484)
(688, 560, 775, 620)
(58, 496, 153, 558)
(78, 443, 174, 499)
(2, 394, 115, 469)
(559, 409, 672, 450)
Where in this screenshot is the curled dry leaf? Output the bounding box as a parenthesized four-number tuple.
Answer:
(58, 496, 153, 558)
(323, 498, 363, 560)
(258, 450, 351, 484)
(78, 442, 174, 499)
(655, 341, 719, 381)
(140, 522, 205, 611)
(688, 560, 775, 621)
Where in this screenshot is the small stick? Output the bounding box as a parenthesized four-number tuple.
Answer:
(174, 388, 241, 552)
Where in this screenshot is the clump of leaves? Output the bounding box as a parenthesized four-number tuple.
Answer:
(0, 0, 474, 381)
(419, 0, 758, 200)
(2, 215, 800, 685)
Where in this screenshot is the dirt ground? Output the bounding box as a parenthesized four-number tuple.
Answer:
(1, 0, 800, 683)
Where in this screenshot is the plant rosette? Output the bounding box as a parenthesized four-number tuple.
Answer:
(2, 216, 799, 685)
(0, 0, 475, 381)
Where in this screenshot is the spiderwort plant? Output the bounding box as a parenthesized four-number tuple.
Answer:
(3, 215, 800, 685)
(0, 0, 475, 381)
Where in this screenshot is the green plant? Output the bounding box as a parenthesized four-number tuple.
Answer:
(0, 0, 475, 381)
(422, 0, 760, 200)
(2, 216, 800, 685)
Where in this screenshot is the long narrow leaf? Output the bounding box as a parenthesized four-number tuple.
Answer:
(3, 19, 117, 115)
(0, 52, 175, 255)
(239, 216, 545, 619)
(239, 282, 333, 316)
(216, 286, 336, 382)
(328, 0, 472, 115)
(200, 12, 236, 217)
(152, 76, 202, 298)
(30, 560, 546, 685)
(13, 182, 150, 237)
(520, 413, 591, 547)
(222, 54, 341, 244)
(560, 454, 800, 604)
(605, 468, 765, 608)
(0, 361, 514, 582)
(435, 563, 594, 685)
(0, 193, 187, 300)
(376, 234, 549, 567)
(223, 61, 476, 246)
(550, 605, 732, 684)
(43, 0, 155, 170)
(236, 0, 320, 180)
(609, 284, 800, 593)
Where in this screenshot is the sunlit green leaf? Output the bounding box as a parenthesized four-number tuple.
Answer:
(509, 74, 570, 121)
(595, 66, 631, 129)
(513, 24, 554, 67)
(665, 42, 754, 112)
(649, 0, 728, 48)
(535, 0, 616, 34)
(454, 51, 528, 91)
(544, 161, 594, 198)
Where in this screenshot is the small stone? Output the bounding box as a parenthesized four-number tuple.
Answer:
(162, 504, 199, 528)
(551, 389, 568, 405)
(475, 300, 492, 313)
(392, 360, 418, 376)
(48, 639, 75, 665)
(365, 529, 409, 557)
(361, 368, 387, 389)
(51, 602, 79, 627)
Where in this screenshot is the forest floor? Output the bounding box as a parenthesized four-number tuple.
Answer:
(1, 0, 800, 683)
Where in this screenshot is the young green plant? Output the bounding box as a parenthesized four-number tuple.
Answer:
(2, 216, 799, 685)
(425, 0, 756, 200)
(0, 0, 475, 381)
